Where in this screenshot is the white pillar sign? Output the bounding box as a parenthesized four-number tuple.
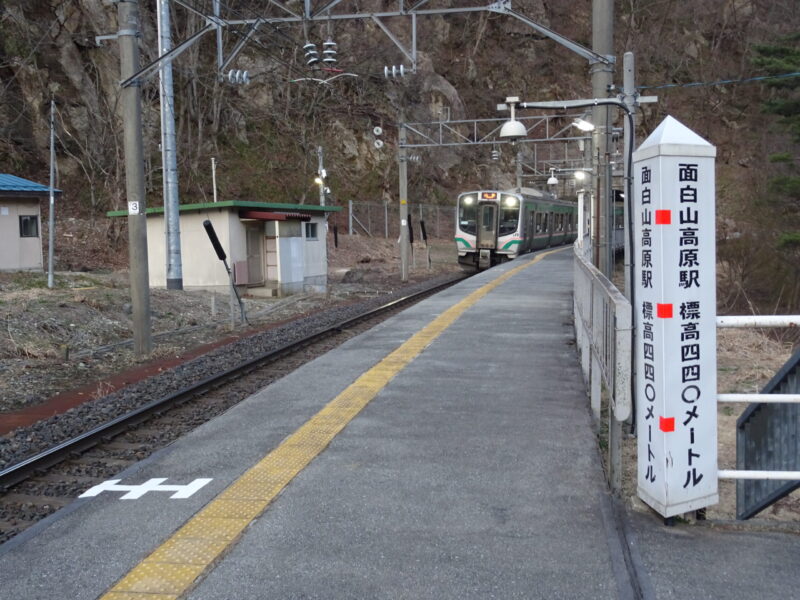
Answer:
(633, 116, 718, 517)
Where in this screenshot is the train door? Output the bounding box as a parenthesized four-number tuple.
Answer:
(546, 212, 554, 247)
(477, 202, 497, 268)
(525, 209, 535, 252)
(477, 203, 497, 249)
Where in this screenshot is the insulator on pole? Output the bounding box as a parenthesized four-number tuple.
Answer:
(491, 149, 500, 161)
(304, 41, 319, 66)
(226, 69, 250, 85)
(322, 38, 337, 64)
(383, 64, 406, 79)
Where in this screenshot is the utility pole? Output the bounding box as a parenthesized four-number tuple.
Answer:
(47, 98, 56, 289)
(591, 0, 615, 276)
(157, 0, 183, 290)
(515, 150, 523, 190)
(118, 0, 153, 356)
(399, 112, 409, 282)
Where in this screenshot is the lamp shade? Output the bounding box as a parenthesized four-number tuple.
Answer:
(499, 119, 527, 140)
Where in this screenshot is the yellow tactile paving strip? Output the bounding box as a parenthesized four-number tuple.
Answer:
(102, 249, 560, 599)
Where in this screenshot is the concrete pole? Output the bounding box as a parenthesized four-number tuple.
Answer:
(399, 113, 409, 282)
(47, 99, 56, 289)
(591, 0, 615, 277)
(317, 146, 326, 206)
(211, 157, 218, 202)
(118, 0, 153, 356)
(515, 150, 523, 190)
(157, 0, 183, 290)
(622, 51, 636, 301)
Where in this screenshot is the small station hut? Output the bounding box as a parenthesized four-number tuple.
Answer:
(0, 174, 61, 272)
(108, 200, 341, 296)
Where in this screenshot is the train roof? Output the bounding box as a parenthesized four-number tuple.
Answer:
(505, 187, 577, 207)
(458, 188, 577, 208)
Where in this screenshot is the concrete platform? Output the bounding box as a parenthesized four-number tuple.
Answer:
(1, 248, 797, 599)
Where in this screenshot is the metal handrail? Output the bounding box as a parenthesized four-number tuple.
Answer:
(716, 315, 800, 519)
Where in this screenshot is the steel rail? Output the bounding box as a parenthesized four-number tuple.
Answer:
(0, 277, 465, 491)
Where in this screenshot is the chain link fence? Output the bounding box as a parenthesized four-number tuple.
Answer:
(327, 201, 456, 241)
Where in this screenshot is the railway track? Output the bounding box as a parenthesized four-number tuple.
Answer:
(0, 275, 466, 544)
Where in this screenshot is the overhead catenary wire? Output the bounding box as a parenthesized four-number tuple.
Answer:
(637, 70, 800, 90)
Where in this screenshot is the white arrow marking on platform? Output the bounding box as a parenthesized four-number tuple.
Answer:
(79, 478, 213, 500)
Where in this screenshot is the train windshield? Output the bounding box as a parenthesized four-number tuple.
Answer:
(458, 196, 477, 234)
(498, 205, 519, 236)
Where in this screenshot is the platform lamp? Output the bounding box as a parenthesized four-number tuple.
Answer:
(498, 97, 527, 142)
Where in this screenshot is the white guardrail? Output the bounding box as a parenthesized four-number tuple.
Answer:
(716, 315, 800, 482)
(573, 241, 632, 494)
(573, 242, 632, 422)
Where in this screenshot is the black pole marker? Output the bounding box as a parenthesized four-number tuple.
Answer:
(420, 219, 431, 269)
(203, 219, 248, 325)
(203, 219, 227, 260)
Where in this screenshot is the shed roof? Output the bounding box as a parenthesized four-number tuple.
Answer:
(0, 174, 61, 198)
(107, 200, 342, 218)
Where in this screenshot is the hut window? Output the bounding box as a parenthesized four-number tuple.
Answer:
(19, 215, 39, 238)
(305, 222, 318, 240)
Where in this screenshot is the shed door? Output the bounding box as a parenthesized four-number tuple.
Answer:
(246, 225, 265, 285)
(477, 203, 497, 249)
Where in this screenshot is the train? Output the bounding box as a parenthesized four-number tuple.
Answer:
(454, 187, 580, 270)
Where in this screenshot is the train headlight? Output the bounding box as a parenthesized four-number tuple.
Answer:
(504, 196, 518, 207)
(462, 196, 475, 205)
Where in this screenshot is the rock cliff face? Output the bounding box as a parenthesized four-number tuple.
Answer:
(0, 2, 796, 226)
(0, 0, 576, 210)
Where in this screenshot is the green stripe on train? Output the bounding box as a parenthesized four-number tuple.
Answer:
(501, 240, 522, 250)
(455, 237, 472, 248)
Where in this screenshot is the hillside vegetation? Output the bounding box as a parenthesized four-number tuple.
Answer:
(1, 0, 799, 315)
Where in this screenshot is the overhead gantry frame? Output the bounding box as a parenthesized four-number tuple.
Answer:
(120, 0, 613, 87)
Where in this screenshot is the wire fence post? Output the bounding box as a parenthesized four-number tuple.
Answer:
(348, 199, 353, 235)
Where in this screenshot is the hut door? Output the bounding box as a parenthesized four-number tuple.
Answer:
(246, 225, 265, 285)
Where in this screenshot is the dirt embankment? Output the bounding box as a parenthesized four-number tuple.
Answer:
(0, 236, 459, 412)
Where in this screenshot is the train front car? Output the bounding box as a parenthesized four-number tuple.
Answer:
(455, 190, 524, 270)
